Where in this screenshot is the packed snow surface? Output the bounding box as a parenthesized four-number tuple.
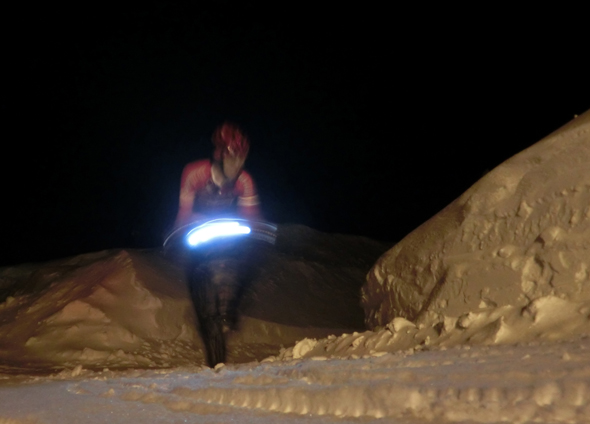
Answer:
(3, 336, 590, 423)
(1, 110, 590, 423)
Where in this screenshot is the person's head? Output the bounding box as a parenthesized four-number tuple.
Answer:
(212, 122, 250, 179)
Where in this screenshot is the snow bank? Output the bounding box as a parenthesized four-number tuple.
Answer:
(0, 225, 387, 370)
(0, 249, 200, 370)
(362, 109, 590, 346)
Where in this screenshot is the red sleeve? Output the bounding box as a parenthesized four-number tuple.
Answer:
(235, 170, 262, 219)
(175, 160, 211, 225)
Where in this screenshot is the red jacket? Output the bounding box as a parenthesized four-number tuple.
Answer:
(175, 159, 261, 225)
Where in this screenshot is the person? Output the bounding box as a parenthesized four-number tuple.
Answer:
(174, 122, 261, 228)
(170, 122, 264, 367)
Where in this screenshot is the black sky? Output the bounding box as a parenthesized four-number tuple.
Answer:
(2, 3, 589, 267)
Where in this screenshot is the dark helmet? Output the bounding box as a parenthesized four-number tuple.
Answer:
(212, 122, 250, 161)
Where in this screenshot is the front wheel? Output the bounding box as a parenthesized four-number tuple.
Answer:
(200, 316, 226, 367)
(189, 263, 232, 367)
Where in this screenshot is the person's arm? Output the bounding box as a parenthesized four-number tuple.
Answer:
(236, 171, 262, 220)
(175, 161, 208, 227)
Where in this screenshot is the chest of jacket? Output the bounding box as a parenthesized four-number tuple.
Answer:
(192, 178, 239, 214)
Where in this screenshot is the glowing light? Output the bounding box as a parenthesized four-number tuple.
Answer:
(186, 221, 251, 246)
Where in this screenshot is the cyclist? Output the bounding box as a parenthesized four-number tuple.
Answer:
(174, 122, 261, 228)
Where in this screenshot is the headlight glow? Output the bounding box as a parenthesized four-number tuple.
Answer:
(186, 221, 251, 246)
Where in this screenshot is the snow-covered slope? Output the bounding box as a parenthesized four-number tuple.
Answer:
(0, 225, 388, 371)
(362, 109, 590, 346)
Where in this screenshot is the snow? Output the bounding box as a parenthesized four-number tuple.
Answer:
(1, 111, 590, 423)
(2, 338, 590, 423)
(362, 109, 590, 328)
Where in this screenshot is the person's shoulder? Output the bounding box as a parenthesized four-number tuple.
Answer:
(237, 169, 257, 191)
(238, 169, 255, 181)
(240, 169, 252, 178)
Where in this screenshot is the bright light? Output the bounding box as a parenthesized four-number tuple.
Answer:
(186, 221, 251, 246)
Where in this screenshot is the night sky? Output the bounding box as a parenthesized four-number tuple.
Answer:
(2, 3, 589, 267)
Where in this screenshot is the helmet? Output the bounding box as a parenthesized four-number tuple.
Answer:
(212, 122, 250, 161)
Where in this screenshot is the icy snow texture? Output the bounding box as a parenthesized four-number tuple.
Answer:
(2, 337, 590, 423)
(362, 109, 590, 334)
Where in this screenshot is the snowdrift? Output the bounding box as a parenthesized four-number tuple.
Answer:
(361, 109, 590, 347)
(0, 225, 388, 370)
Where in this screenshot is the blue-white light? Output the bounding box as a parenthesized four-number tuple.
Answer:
(186, 221, 251, 246)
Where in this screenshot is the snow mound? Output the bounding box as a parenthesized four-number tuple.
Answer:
(0, 225, 387, 371)
(0, 249, 200, 370)
(361, 109, 590, 348)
